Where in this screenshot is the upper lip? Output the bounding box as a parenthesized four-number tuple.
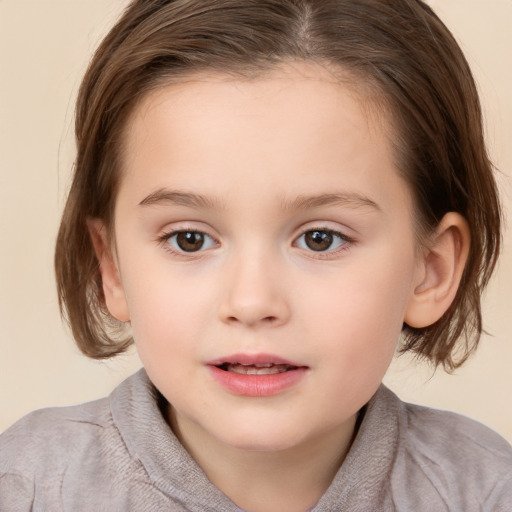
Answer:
(206, 353, 307, 368)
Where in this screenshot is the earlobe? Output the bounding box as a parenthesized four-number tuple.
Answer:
(87, 219, 130, 323)
(404, 212, 470, 328)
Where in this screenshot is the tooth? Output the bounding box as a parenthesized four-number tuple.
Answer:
(226, 364, 291, 375)
(237, 363, 273, 368)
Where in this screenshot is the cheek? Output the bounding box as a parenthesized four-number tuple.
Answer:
(302, 252, 415, 366)
(120, 260, 218, 357)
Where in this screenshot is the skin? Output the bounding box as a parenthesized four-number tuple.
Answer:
(91, 62, 470, 511)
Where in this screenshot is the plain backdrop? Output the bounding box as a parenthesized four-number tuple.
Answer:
(0, 0, 511, 443)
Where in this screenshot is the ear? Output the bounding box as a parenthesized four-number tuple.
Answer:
(87, 219, 130, 323)
(404, 212, 470, 328)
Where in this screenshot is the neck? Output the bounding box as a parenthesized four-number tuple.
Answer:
(169, 407, 358, 512)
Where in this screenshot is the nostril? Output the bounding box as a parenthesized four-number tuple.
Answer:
(225, 314, 278, 325)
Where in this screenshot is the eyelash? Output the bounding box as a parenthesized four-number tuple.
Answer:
(157, 227, 354, 258)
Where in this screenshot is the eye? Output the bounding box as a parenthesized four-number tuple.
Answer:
(165, 230, 217, 253)
(295, 229, 349, 252)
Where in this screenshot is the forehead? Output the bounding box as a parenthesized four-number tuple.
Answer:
(122, 62, 389, 154)
(117, 62, 407, 212)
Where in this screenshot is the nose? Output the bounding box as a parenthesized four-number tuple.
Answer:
(218, 248, 291, 328)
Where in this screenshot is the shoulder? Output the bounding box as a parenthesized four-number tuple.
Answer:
(0, 395, 112, 472)
(0, 369, 156, 482)
(0, 396, 115, 510)
(402, 400, 512, 469)
(393, 395, 512, 511)
(0, 370, 176, 511)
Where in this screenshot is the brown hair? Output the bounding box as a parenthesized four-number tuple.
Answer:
(55, 0, 501, 370)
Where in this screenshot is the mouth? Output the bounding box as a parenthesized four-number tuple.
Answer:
(206, 354, 308, 397)
(216, 362, 299, 375)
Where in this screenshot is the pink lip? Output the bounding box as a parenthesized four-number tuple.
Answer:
(206, 353, 308, 397)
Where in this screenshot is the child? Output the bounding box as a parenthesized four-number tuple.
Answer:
(1, 0, 511, 510)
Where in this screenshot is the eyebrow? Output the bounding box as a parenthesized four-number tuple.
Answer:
(139, 189, 223, 209)
(282, 192, 381, 212)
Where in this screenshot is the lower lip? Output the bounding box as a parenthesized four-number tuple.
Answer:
(208, 366, 308, 397)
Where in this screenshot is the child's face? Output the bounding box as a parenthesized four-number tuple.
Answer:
(106, 63, 425, 453)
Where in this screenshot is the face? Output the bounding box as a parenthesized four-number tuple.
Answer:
(106, 63, 424, 455)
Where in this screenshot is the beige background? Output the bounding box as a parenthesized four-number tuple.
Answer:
(0, 0, 511, 442)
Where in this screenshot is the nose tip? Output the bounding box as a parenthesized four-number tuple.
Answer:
(218, 258, 290, 328)
(220, 296, 289, 328)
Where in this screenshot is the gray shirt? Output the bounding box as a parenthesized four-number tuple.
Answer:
(1, 369, 511, 511)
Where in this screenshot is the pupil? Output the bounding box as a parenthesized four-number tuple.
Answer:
(176, 231, 204, 252)
(305, 230, 333, 251)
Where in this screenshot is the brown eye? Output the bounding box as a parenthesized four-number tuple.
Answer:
(176, 231, 204, 252)
(296, 229, 349, 253)
(304, 230, 334, 251)
(165, 231, 216, 253)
